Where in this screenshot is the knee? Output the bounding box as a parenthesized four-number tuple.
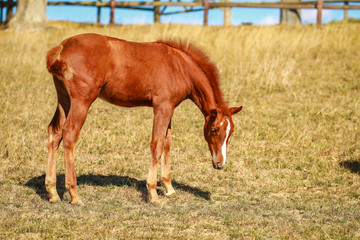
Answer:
(151, 142, 163, 161)
(48, 131, 62, 147)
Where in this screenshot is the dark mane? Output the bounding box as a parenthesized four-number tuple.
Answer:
(156, 40, 230, 114)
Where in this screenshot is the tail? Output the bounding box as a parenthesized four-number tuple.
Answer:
(46, 45, 73, 80)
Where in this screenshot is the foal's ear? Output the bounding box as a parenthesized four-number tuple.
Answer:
(230, 106, 243, 115)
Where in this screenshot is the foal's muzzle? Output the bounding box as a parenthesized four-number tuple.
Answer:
(215, 161, 225, 170)
(211, 152, 225, 170)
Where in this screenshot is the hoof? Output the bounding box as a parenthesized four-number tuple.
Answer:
(70, 198, 84, 206)
(149, 195, 160, 204)
(165, 189, 175, 197)
(49, 195, 60, 203)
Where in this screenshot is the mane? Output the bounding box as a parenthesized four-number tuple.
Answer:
(156, 39, 230, 115)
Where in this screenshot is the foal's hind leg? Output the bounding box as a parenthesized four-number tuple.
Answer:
(45, 103, 67, 203)
(161, 121, 175, 197)
(62, 99, 90, 205)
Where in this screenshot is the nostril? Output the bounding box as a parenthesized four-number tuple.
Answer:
(216, 162, 221, 167)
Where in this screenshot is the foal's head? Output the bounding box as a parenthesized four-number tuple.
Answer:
(204, 106, 243, 169)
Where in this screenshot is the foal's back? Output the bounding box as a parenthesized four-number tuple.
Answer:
(52, 33, 194, 108)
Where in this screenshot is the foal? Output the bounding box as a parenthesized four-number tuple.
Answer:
(45, 33, 242, 204)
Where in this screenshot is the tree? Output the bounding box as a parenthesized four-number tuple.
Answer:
(280, 9, 301, 25)
(280, 0, 301, 25)
(7, 0, 47, 31)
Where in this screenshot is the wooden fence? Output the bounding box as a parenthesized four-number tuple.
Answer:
(1, 0, 359, 27)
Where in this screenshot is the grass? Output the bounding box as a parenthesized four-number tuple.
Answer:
(1, 22, 360, 239)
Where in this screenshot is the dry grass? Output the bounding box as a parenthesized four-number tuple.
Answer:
(0, 22, 360, 239)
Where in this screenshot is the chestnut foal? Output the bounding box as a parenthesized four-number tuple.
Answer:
(45, 33, 242, 204)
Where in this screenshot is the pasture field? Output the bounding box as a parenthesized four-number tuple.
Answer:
(0, 22, 359, 239)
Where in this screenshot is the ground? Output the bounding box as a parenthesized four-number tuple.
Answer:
(0, 22, 359, 239)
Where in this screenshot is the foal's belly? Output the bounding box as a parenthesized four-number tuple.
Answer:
(98, 84, 153, 107)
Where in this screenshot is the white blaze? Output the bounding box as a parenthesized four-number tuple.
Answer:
(220, 119, 231, 167)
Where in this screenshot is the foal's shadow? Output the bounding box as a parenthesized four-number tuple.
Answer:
(24, 174, 211, 202)
(340, 158, 360, 175)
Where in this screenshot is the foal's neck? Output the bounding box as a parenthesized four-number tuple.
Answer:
(190, 76, 225, 117)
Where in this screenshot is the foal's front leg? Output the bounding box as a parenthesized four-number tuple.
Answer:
(161, 121, 175, 196)
(147, 105, 173, 203)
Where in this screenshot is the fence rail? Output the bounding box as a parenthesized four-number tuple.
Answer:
(45, 0, 360, 8)
(1, 0, 359, 26)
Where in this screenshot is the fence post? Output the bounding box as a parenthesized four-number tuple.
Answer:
(204, 0, 209, 26)
(223, 0, 232, 26)
(110, 0, 115, 24)
(317, 0, 323, 28)
(344, 1, 349, 22)
(154, 0, 160, 23)
(97, 0, 101, 24)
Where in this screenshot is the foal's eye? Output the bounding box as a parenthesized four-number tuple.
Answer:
(211, 128, 217, 135)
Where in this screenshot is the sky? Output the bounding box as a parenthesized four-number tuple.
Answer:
(2, 0, 360, 25)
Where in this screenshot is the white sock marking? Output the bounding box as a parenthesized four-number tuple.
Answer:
(220, 119, 231, 167)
